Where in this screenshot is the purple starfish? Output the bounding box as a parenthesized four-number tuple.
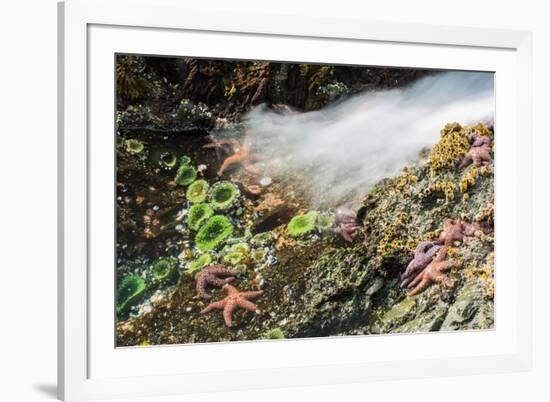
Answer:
(195, 264, 240, 299)
(334, 203, 361, 242)
(468, 132, 491, 148)
(400, 241, 441, 288)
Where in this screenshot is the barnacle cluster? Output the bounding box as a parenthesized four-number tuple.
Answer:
(186, 179, 209, 203)
(195, 215, 234, 251)
(429, 122, 471, 176)
(287, 211, 319, 237)
(459, 165, 492, 194)
(116, 275, 147, 314)
(377, 213, 416, 258)
(420, 180, 456, 203)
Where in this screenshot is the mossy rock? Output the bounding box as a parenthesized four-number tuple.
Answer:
(209, 181, 240, 211)
(175, 165, 197, 186)
(186, 179, 209, 203)
(116, 275, 147, 314)
(287, 211, 319, 237)
(187, 203, 214, 231)
(195, 215, 234, 251)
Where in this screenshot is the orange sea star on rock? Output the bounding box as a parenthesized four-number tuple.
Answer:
(195, 264, 240, 299)
(203, 132, 266, 176)
(407, 247, 458, 296)
(438, 218, 488, 248)
(200, 284, 264, 327)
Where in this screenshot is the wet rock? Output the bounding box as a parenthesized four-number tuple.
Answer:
(440, 278, 487, 331)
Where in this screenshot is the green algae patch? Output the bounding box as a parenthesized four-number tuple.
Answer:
(195, 215, 234, 251)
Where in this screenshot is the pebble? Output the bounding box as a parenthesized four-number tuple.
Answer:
(259, 177, 272, 186)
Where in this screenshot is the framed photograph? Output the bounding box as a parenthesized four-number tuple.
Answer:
(58, 0, 533, 400)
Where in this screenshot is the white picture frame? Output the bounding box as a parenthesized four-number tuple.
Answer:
(58, 0, 533, 400)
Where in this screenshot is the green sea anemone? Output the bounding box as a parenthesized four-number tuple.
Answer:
(187, 203, 214, 231)
(195, 215, 234, 251)
(263, 328, 285, 340)
(223, 252, 244, 265)
(151, 258, 178, 284)
(116, 275, 147, 314)
(125, 139, 144, 154)
(158, 151, 178, 170)
(230, 242, 250, 255)
(316, 213, 335, 232)
(252, 248, 267, 263)
(209, 181, 240, 211)
(251, 231, 275, 246)
(179, 155, 191, 166)
(186, 179, 209, 203)
(175, 164, 197, 186)
(188, 253, 212, 273)
(287, 211, 319, 237)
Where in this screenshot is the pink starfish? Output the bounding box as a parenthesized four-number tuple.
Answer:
(195, 264, 239, 299)
(200, 284, 264, 327)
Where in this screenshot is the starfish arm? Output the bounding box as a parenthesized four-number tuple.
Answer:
(459, 153, 472, 168)
(408, 271, 425, 288)
(341, 228, 353, 242)
(196, 277, 210, 299)
(236, 299, 260, 313)
(433, 272, 453, 288)
(409, 277, 431, 296)
(243, 160, 261, 175)
(223, 285, 239, 295)
(208, 276, 235, 287)
(249, 153, 268, 161)
(434, 246, 449, 262)
(223, 300, 237, 327)
(437, 260, 457, 272)
(240, 290, 264, 300)
(200, 300, 226, 314)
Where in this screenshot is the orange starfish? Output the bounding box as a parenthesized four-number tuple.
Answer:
(203, 132, 266, 176)
(438, 218, 485, 248)
(200, 284, 264, 327)
(407, 247, 458, 296)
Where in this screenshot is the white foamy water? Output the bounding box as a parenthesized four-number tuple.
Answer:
(241, 70, 494, 204)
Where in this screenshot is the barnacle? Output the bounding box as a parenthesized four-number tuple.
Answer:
(429, 122, 471, 176)
(175, 164, 197, 186)
(125, 139, 144, 154)
(421, 181, 456, 203)
(187, 203, 214, 231)
(377, 213, 416, 258)
(151, 258, 178, 284)
(209, 181, 240, 211)
(116, 275, 147, 314)
(186, 179, 209, 203)
(459, 165, 492, 193)
(287, 211, 319, 237)
(195, 215, 234, 251)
